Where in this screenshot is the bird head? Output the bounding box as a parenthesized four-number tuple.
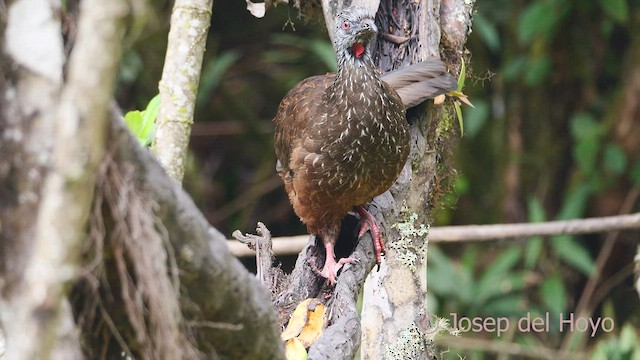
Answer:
(333, 7, 377, 64)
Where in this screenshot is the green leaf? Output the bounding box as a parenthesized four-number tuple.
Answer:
(602, 143, 627, 175)
(473, 13, 500, 52)
(463, 99, 489, 138)
(598, 0, 629, 23)
(518, 1, 567, 44)
(619, 324, 638, 353)
(574, 139, 599, 174)
(428, 247, 458, 296)
(124, 94, 159, 147)
(310, 39, 337, 72)
(457, 57, 467, 91)
(524, 56, 551, 86)
(525, 238, 544, 269)
(525, 198, 546, 269)
(197, 50, 241, 107)
(527, 197, 546, 223)
(460, 246, 478, 270)
(455, 101, 464, 137)
(540, 275, 566, 315)
(482, 294, 526, 317)
(503, 56, 527, 82)
(550, 235, 595, 275)
(475, 248, 521, 301)
(570, 113, 603, 142)
(557, 183, 592, 220)
(428, 246, 474, 304)
(140, 94, 160, 146)
(631, 158, 640, 185)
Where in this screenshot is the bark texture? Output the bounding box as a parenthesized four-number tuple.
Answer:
(359, 1, 472, 358)
(152, 0, 213, 182)
(0, 1, 285, 358)
(1, 0, 127, 358)
(260, 1, 473, 359)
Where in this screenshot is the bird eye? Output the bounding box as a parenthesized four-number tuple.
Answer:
(342, 21, 350, 30)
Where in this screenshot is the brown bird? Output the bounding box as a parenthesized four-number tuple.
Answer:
(273, 7, 457, 284)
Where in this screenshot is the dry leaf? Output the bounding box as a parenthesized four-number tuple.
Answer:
(246, 0, 266, 18)
(285, 338, 307, 360)
(281, 299, 313, 341)
(297, 302, 325, 347)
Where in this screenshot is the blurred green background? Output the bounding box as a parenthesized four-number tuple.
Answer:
(116, 0, 640, 358)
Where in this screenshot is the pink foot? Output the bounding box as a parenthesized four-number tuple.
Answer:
(357, 206, 385, 265)
(319, 243, 357, 285)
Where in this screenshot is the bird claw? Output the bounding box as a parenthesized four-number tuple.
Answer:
(311, 255, 357, 285)
(357, 206, 385, 265)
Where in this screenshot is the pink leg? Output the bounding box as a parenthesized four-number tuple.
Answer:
(357, 206, 385, 265)
(319, 243, 356, 285)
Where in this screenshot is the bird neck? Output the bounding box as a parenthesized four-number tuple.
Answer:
(328, 52, 382, 101)
(335, 48, 376, 73)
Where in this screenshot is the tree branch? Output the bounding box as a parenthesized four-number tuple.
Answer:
(229, 212, 640, 256)
(109, 117, 285, 358)
(2, 0, 127, 358)
(152, 0, 213, 182)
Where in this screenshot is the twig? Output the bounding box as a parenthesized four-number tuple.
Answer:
(186, 321, 244, 331)
(233, 222, 274, 284)
(227, 212, 640, 257)
(152, 0, 213, 182)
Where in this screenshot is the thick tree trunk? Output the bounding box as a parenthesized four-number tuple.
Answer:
(0, 1, 284, 359)
(265, 1, 474, 359)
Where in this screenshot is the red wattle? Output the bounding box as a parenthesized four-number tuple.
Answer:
(353, 43, 365, 58)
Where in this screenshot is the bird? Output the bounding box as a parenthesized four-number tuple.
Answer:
(273, 6, 457, 284)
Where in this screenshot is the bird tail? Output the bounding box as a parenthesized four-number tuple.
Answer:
(381, 59, 458, 109)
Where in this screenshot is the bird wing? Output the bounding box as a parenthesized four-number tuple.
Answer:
(381, 58, 458, 108)
(273, 74, 335, 176)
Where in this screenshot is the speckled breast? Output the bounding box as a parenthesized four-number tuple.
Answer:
(303, 68, 410, 209)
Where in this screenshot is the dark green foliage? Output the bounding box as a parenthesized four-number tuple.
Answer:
(431, 0, 640, 357)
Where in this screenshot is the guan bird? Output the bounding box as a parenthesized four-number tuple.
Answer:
(273, 6, 457, 284)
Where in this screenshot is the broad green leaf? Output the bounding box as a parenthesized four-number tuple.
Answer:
(140, 94, 160, 146)
(525, 197, 545, 268)
(476, 248, 521, 301)
(527, 197, 546, 223)
(124, 95, 159, 147)
(454, 260, 475, 304)
(540, 275, 566, 315)
(524, 56, 551, 86)
(463, 99, 489, 139)
(525, 237, 544, 269)
(557, 184, 592, 220)
(598, 0, 629, 23)
(473, 13, 500, 52)
(482, 294, 526, 317)
(602, 143, 627, 175)
(631, 159, 640, 185)
(310, 39, 337, 71)
(574, 139, 599, 174)
(197, 51, 241, 107)
(428, 247, 458, 296)
(619, 324, 638, 353)
(518, 1, 567, 44)
(124, 110, 144, 138)
(460, 246, 478, 271)
(550, 235, 595, 275)
(570, 113, 603, 141)
(503, 56, 527, 82)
